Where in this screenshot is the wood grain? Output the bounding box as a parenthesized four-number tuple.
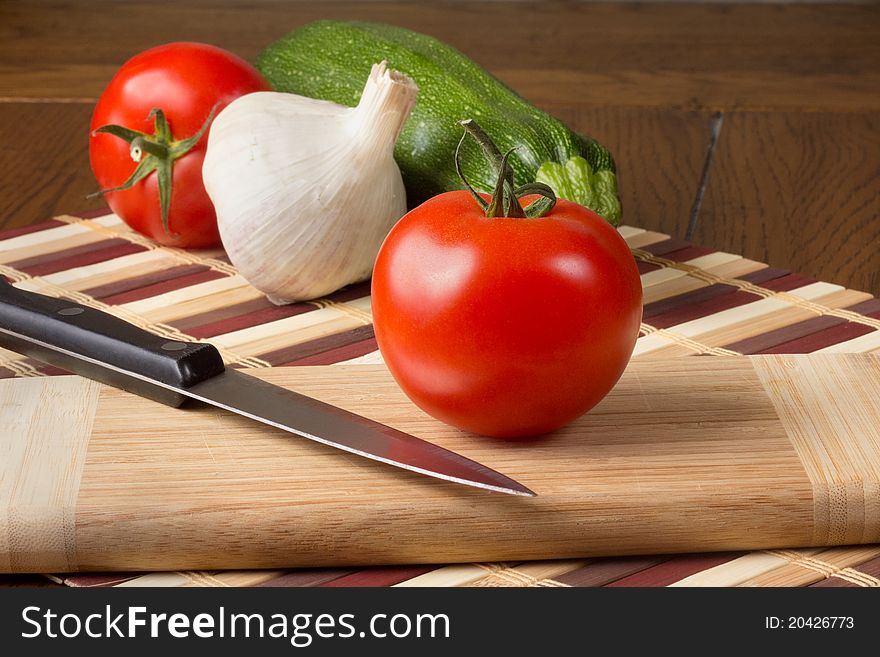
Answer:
(0, 103, 105, 231)
(1, 2, 878, 112)
(0, 376, 101, 572)
(548, 106, 713, 238)
(695, 112, 880, 296)
(2, 2, 877, 295)
(2, 355, 880, 573)
(0, 100, 713, 240)
(753, 355, 880, 545)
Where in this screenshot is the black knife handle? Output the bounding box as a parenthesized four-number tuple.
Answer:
(0, 277, 224, 406)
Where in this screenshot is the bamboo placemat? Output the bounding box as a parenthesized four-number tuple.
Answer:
(2, 210, 879, 588)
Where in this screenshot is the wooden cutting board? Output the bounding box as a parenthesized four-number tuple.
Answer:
(2, 354, 879, 574)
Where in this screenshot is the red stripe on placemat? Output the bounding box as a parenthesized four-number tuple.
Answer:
(660, 245, 716, 262)
(100, 269, 227, 306)
(845, 555, 880, 579)
(648, 290, 763, 329)
(644, 283, 737, 319)
(169, 282, 371, 338)
(845, 298, 880, 317)
(749, 294, 880, 355)
(176, 299, 314, 338)
(761, 273, 816, 292)
(808, 577, 857, 588)
(0, 219, 65, 240)
(321, 565, 438, 587)
(759, 322, 876, 354)
(554, 557, 669, 587)
(643, 268, 789, 321)
(604, 552, 745, 587)
(75, 208, 113, 220)
(259, 325, 375, 366)
(256, 569, 356, 587)
(323, 280, 372, 304)
(638, 261, 660, 275)
(82, 264, 210, 301)
(738, 267, 791, 284)
(283, 337, 379, 366)
(14, 240, 146, 277)
(724, 315, 844, 355)
(8, 236, 97, 269)
(723, 296, 880, 355)
(639, 238, 693, 256)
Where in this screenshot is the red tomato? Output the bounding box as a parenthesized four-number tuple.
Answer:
(89, 42, 270, 248)
(371, 192, 643, 438)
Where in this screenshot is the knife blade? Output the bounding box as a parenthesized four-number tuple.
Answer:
(0, 277, 534, 497)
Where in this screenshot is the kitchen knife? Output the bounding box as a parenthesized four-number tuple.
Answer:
(0, 278, 534, 497)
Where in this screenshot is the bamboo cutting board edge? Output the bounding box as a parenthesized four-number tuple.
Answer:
(2, 354, 880, 573)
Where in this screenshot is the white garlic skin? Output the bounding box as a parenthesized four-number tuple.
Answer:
(203, 63, 417, 304)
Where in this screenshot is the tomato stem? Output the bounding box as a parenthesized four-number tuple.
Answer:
(129, 136, 169, 162)
(89, 103, 220, 236)
(455, 119, 557, 219)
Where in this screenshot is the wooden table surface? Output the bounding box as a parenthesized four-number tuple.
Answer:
(0, 1, 878, 585)
(1, 1, 878, 295)
(1, 1, 877, 295)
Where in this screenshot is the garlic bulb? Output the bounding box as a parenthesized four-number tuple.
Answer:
(202, 62, 418, 304)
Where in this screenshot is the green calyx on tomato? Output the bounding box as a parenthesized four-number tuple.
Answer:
(455, 119, 557, 220)
(90, 103, 218, 237)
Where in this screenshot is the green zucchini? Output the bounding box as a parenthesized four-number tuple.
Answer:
(256, 20, 621, 225)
